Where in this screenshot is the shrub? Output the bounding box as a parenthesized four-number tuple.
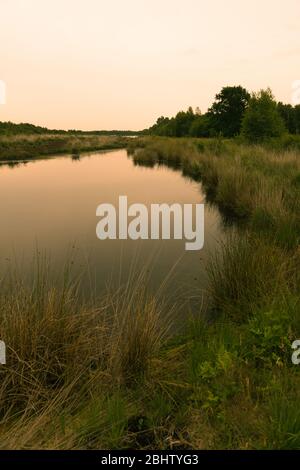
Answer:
(242, 89, 286, 143)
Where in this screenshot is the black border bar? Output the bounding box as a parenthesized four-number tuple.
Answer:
(0, 450, 298, 467)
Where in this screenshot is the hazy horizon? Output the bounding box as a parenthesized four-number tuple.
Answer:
(0, 0, 299, 130)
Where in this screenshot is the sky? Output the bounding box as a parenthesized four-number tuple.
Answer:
(0, 0, 299, 130)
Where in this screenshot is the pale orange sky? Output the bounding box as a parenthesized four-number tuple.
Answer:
(0, 0, 299, 130)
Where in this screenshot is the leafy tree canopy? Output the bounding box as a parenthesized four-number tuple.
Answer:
(242, 89, 286, 142)
(208, 86, 250, 137)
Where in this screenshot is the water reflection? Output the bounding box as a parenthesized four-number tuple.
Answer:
(0, 150, 225, 310)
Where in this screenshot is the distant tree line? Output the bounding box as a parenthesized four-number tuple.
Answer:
(2, 86, 299, 143)
(148, 86, 300, 142)
(0, 121, 140, 137)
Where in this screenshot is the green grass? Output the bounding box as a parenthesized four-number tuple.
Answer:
(0, 136, 300, 449)
(0, 255, 299, 449)
(130, 136, 300, 248)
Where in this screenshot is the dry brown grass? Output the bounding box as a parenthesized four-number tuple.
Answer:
(0, 263, 173, 448)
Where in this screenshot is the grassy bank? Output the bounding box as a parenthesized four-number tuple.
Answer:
(0, 134, 129, 162)
(129, 137, 300, 249)
(0, 136, 299, 449)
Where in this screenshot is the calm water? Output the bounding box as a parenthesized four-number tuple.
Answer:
(0, 150, 224, 309)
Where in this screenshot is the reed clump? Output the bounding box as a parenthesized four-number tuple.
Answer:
(0, 263, 172, 447)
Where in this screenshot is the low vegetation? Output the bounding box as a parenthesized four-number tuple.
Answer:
(0, 136, 299, 449)
(0, 121, 139, 137)
(0, 133, 130, 162)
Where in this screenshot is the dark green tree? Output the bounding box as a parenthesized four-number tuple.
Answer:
(208, 86, 250, 137)
(294, 105, 300, 134)
(149, 116, 173, 136)
(277, 102, 297, 134)
(149, 107, 196, 137)
(241, 89, 286, 142)
(173, 107, 196, 137)
(189, 114, 212, 137)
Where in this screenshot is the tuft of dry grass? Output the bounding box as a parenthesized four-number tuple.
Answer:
(0, 262, 172, 448)
(207, 232, 294, 320)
